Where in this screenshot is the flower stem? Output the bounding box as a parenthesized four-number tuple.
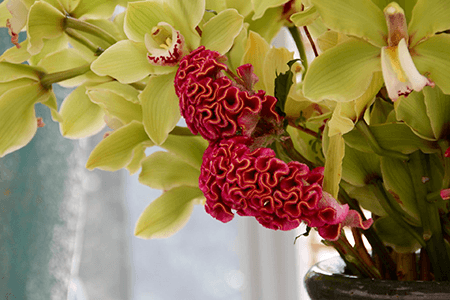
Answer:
(40, 64, 91, 89)
(287, 26, 308, 76)
(303, 26, 318, 57)
(439, 139, 450, 189)
(64, 16, 117, 46)
(355, 119, 409, 161)
(287, 118, 318, 138)
(65, 28, 104, 56)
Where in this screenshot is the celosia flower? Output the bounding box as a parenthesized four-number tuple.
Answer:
(303, 0, 450, 102)
(175, 46, 283, 142)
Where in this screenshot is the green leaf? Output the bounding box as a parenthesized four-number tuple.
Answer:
(373, 216, 422, 253)
(413, 34, 450, 95)
(394, 91, 435, 140)
(274, 59, 301, 116)
(251, 0, 287, 20)
(340, 181, 387, 216)
(134, 186, 204, 239)
(59, 85, 105, 138)
(423, 85, 450, 139)
(344, 123, 438, 154)
(290, 5, 319, 27)
(311, 0, 387, 47)
(27, 1, 65, 55)
(341, 143, 381, 187)
(86, 121, 152, 171)
(139, 151, 201, 190)
(160, 134, 209, 169)
(380, 157, 421, 225)
(0, 83, 50, 157)
(323, 133, 345, 198)
(303, 38, 381, 102)
(201, 9, 244, 54)
(408, 0, 450, 47)
(139, 72, 180, 145)
(91, 40, 175, 83)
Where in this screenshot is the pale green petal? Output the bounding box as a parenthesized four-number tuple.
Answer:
(423, 85, 450, 140)
(70, 0, 118, 19)
(87, 89, 142, 124)
(59, 85, 105, 138)
(0, 61, 40, 82)
(323, 133, 345, 199)
(161, 134, 208, 169)
(205, 0, 227, 14)
(86, 121, 152, 171)
(201, 8, 244, 54)
(124, 1, 174, 42)
(303, 38, 381, 102)
(59, 0, 80, 12)
(0, 83, 49, 157)
(29, 34, 70, 66)
(316, 30, 351, 52)
(113, 11, 127, 40)
(227, 24, 248, 70)
(140, 72, 180, 145)
(0, 1, 13, 28)
(0, 78, 36, 96)
(126, 144, 146, 175)
(408, 0, 450, 47)
(251, 0, 287, 20)
(42, 91, 63, 122)
(246, 6, 284, 43)
(413, 35, 450, 95)
(134, 186, 204, 239)
(27, 1, 65, 55)
(241, 31, 270, 91)
(226, 0, 253, 17)
(91, 40, 174, 83)
(263, 46, 294, 96)
(87, 81, 140, 103)
(0, 39, 31, 64)
(394, 91, 435, 140)
(327, 102, 357, 136)
(139, 151, 200, 190)
(290, 5, 319, 27)
(311, 0, 387, 47)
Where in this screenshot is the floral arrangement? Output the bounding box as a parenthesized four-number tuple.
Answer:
(2, 0, 450, 283)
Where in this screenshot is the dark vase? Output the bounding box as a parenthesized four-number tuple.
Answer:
(304, 256, 450, 300)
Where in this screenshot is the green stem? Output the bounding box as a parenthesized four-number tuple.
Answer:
(64, 16, 117, 45)
(287, 26, 308, 76)
(355, 119, 409, 161)
(40, 64, 91, 89)
(65, 28, 104, 56)
(439, 140, 450, 189)
(279, 138, 317, 169)
(372, 180, 427, 249)
(339, 186, 398, 279)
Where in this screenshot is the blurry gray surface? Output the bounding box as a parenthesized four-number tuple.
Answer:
(125, 149, 241, 300)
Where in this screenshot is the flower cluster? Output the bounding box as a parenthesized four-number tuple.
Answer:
(175, 47, 372, 240)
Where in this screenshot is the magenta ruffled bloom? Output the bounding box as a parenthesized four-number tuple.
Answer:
(175, 46, 282, 142)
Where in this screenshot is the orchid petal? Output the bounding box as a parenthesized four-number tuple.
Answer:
(5, 0, 28, 35)
(413, 34, 450, 95)
(241, 31, 270, 91)
(290, 5, 319, 27)
(263, 46, 294, 96)
(423, 86, 450, 140)
(323, 134, 345, 199)
(201, 8, 244, 54)
(408, 0, 450, 47)
(225, 0, 253, 18)
(251, 0, 288, 20)
(311, 0, 387, 47)
(246, 6, 284, 43)
(86, 121, 152, 171)
(139, 72, 180, 145)
(91, 40, 175, 83)
(160, 135, 209, 169)
(70, 0, 118, 19)
(303, 38, 381, 102)
(134, 186, 204, 239)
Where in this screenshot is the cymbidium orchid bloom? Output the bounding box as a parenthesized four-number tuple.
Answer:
(303, 0, 450, 103)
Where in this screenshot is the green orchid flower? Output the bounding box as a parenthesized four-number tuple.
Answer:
(0, 62, 55, 157)
(91, 0, 244, 145)
(303, 0, 450, 102)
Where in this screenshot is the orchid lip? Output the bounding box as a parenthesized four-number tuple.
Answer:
(381, 38, 434, 101)
(145, 22, 186, 67)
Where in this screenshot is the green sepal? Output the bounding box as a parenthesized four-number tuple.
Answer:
(323, 133, 345, 198)
(0, 61, 40, 82)
(423, 85, 450, 140)
(394, 91, 435, 140)
(290, 5, 319, 27)
(303, 38, 381, 102)
(86, 121, 153, 171)
(340, 181, 387, 217)
(42, 91, 63, 123)
(69, 0, 118, 20)
(245, 6, 284, 43)
(369, 97, 393, 125)
(134, 186, 204, 239)
(126, 144, 146, 175)
(373, 216, 422, 253)
(160, 134, 209, 169)
(139, 151, 201, 190)
(251, 0, 288, 20)
(343, 123, 438, 155)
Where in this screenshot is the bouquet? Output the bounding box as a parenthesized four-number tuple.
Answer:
(2, 0, 450, 283)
